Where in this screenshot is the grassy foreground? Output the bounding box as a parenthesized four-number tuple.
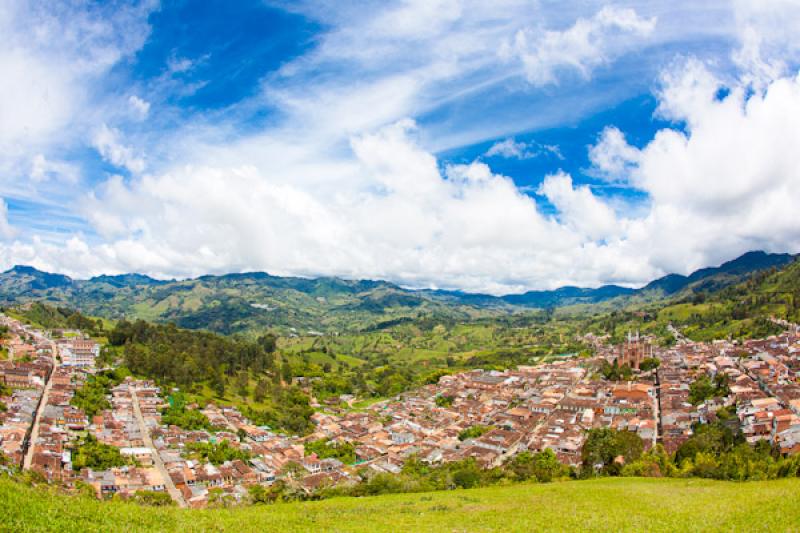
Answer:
(2, 477, 800, 532)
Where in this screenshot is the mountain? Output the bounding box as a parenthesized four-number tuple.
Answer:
(640, 251, 796, 297)
(500, 285, 635, 307)
(88, 273, 167, 288)
(0, 251, 794, 335)
(0, 265, 73, 294)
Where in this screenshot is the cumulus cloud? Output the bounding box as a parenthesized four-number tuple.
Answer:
(538, 172, 621, 241)
(61, 57, 800, 293)
(587, 58, 800, 272)
(500, 6, 656, 86)
(70, 120, 592, 292)
(588, 127, 641, 184)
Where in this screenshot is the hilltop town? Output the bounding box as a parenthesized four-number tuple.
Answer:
(2, 310, 800, 508)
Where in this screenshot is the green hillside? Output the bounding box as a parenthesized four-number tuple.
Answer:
(0, 267, 505, 335)
(2, 477, 799, 532)
(0, 251, 793, 336)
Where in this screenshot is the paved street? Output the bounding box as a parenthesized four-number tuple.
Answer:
(131, 389, 187, 507)
(22, 348, 58, 470)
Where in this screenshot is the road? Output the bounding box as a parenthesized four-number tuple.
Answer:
(652, 368, 661, 448)
(131, 388, 187, 507)
(23, 344, 58, 470)
(667, 323, 688, 345)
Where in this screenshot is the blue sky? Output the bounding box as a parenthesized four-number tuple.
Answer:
(1, 1, 799, 293)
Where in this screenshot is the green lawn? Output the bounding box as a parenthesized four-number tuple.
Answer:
(2, 477, 800, 532)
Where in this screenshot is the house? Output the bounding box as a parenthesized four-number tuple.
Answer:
(60, 340, 100, 368)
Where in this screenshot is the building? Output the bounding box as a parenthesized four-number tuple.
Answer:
(618, 331, 652, 370)
(61, 340, 100, 368)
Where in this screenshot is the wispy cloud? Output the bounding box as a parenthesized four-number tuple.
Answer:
(485, 138, 563, 160)
(499, 6, 656, 86)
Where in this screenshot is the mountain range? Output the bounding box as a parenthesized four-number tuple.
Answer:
(0, 251, 795, 335)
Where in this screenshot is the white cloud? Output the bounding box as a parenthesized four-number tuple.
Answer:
(485, 138, 563, 160)
(53, 119, 614, 292)
(92, 124, 146, 174)
(732, 0, 800, 90)
(0, 0, 156, 215)
(128, 95, 150, 120)
(500, 6, 656, 86)
(1, 1, 799, 295)
(538, 172, 621, 241)
(589, 59, 800, 273)
(167, 55, 197, 75)
(588, 126, 641, 184)
(4, 58, 800, 292)
(0, 1, 154, 151)
(0, 199, 16, 240)
(30, 154, 80, 184)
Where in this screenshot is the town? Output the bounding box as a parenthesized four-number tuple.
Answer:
(2, 312, 800, 508)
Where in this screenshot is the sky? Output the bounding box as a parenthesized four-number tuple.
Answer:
(1, 0, 800, 294)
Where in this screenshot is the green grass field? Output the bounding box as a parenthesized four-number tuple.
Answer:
(2, 477, 799, 532)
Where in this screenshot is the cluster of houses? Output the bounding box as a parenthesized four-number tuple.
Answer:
(5, 310, 800, 508)
(655, 328, 800, 454)
(0, 315, 100, 476)
(0, 316, 54, 467)
(310, 361, 657, 473)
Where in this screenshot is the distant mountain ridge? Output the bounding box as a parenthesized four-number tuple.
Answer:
(0, 250, 795, 334)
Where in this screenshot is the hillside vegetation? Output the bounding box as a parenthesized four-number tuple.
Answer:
(0, 251, 793, 336)
(2, 476, 799, 532)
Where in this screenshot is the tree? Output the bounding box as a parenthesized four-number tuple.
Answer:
(210, 368, 226, 397)
(161, 405, 213, 431)
(207, 488, 234, 508)
(531, 448, 563, 482)
(639, 357, 661, 372)
(257, 334, 277, 354)
(236, 370, 250, 398)
(435, 395, 454, 407)
(71, 434, 127, 470)
(621, 444, 674, 478)
(506, 451, 536, 481)
(688, 375, 715, 405)
(453, 466, 481, 488)
(581, 428, 643, 475)
(185, 440, 251, 466)
(304, 438, 356, 464)
(248, 484, 275, 504)
(458, 425, 493, 441)
(281, 362, 293, 384)
(254, 378, 269, 403)
(71, 373, 120, 418)
(132, 490, 175, 506)
(688, 373, 729, 405)
(675, 421, 740, 466)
